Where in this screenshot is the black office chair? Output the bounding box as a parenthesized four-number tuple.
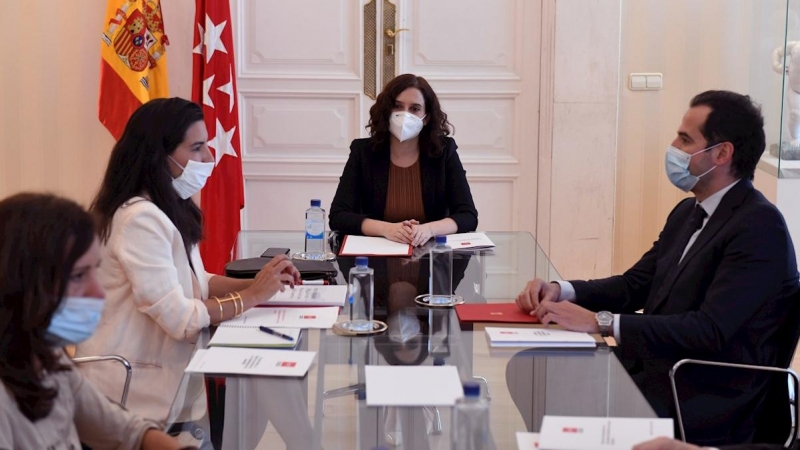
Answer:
(670, 291, 800, 447)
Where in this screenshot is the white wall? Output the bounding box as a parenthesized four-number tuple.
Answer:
(0, 0, 623, 282)
(0, 0, 195, 205)
(614, 0, 789, 272)
(544, 0, 621, 280)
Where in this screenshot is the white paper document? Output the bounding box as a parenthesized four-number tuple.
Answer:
(364, 365, 464, 406)
(208, 326, 301, 348)
(516, 432, 539, 450)
(446, 232, 496, 250)
(538, 416, 674, 450)
(485, 327, 597, 348)
(224, 306, 339, 329)
(184, 347, 316, 377)
(261, 285, 347, 307)
(339, 235, 412, 256)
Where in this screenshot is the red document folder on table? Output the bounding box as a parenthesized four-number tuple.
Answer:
(455, 303, 540, 324)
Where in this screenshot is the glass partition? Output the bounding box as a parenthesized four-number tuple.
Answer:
(757, 0, 800, 177)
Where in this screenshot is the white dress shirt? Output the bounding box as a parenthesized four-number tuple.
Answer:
(554, 180, 741, 343)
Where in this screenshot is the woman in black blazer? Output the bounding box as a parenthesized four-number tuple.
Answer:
(329, 74, 478, 246)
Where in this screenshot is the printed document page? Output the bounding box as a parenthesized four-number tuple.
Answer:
(224, 306, 339, 329)
(516, 432, 539, 450)
(339, 235, 412, 256)
(485, 327, 596, 348)
(365, 365, 464, 406)
(208, 326, 301, 348)
(261, 285, 347, 307)
(538, 416, 673, 450)
(184, 347, 316, 377)
(446, 232, 496, 249)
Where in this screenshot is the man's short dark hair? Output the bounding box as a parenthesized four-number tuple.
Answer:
(690, 90, 766, 180)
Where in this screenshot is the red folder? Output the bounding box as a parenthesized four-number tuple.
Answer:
(455, 303, 540, 324)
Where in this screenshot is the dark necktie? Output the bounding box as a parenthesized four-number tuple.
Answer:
(650, 204, 708, 310)
(674, 204, 708, 266)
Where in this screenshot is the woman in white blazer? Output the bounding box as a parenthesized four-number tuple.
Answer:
(76, 98, 300, 422)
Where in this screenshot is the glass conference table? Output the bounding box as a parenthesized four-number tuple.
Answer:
(165, 232, 655, 450)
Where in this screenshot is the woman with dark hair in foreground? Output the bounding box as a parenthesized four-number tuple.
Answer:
(0, 192, 187, 449)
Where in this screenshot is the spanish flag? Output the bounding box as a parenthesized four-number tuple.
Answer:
(98, 0, 170, 140)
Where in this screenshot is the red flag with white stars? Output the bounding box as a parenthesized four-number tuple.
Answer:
(192, 0, 243, 275)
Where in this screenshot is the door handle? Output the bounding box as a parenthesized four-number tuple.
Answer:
(385, 28, 409, 38)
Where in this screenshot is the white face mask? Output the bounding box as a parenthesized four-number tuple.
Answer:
(169, 156, 215, 199)
(389, 112, 426, 142)
(664, 143, 720, 192)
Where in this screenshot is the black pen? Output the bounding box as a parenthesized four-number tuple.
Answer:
(259, 326, 295, 342)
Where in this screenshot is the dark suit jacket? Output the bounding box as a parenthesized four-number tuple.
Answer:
(571, 180, 799, 446)
(722, 445, 792, 450)
(329, 137, 478, 235)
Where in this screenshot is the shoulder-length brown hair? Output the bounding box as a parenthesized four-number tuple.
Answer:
(0, 193, 96, 421)
(367, 74, 453, 157)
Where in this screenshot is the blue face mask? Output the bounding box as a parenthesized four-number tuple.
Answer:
(664, 143, 721, 192)
(45, 296, 105, 346)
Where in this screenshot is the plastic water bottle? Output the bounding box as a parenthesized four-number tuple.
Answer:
(343, 256, 375, 332)
(429, 235, 453, 304)
(305, 199, 325, 257)
(451, 382, 489, 450)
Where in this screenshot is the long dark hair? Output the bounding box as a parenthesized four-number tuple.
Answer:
(92, 98, 205, 255)
(0, 193, 96, 421)
(367, 74, 453, 157)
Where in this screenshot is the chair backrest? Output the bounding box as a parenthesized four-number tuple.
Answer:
(72, 355, 132, 407)
(776, 288, 800, 369)
(754, 287, 800, 444)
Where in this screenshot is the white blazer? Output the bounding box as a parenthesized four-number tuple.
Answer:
(77, 197, 212, 422)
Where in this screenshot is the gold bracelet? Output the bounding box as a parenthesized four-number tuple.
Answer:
(213, 297, 224, 322)
(233, 292, 244, 317)
(217, 293, 241, 317)
(218, 295, 236, 315)
(217, 292, 246, 318)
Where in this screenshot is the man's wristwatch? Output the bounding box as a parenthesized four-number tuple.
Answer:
(595, 311, 613, 337)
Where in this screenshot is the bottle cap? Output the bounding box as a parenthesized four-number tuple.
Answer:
(355, 256, 369, 267)
(310, 199, 321, 207)
(435, 235, 447, 245)
(463, 381, 480, 397)
(433, 357, 446, 366)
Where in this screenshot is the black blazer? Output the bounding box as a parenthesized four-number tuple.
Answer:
(571, 180, 799, 446)
(329, 137, 478, 235)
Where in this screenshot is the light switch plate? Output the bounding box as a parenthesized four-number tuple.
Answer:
(630, 75, 646, 89)
(629, 73, 663, 91)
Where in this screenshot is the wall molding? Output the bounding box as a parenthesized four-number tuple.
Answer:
(238, 73, 362, 81)
(239, 91, 361, 99)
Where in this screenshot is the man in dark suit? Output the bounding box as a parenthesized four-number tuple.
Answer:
(516, 90, 799, 446)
